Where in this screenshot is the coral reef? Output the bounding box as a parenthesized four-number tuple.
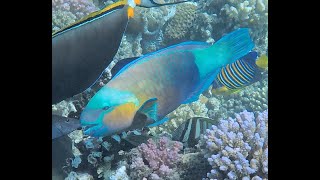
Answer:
(52, 100, 77, 117)
(52, 0, 98, 32)
(193, 0, 268, 54)
(179, 152, 212, 179)
(200, 110, 268, 179)
(64, 171, 94, 180)
(109, 166, 129, 180)
(52, 0, 268, 179)
(207, 75, 268, 120)
(127, 137, 183, 179)
(163, 2, 198, 45)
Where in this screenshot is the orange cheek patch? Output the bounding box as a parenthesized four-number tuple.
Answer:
(103, 103, 137, 129)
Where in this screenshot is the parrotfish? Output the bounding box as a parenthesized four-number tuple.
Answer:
(80, 28, 254, 137)
(211, 51, 268, 94)
(52, 0, 187, 104)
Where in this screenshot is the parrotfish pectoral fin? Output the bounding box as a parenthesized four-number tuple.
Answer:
(147, 117, 170, 127)
(137, 98, 158, 121)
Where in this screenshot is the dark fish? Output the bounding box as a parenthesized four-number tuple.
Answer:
(172, 117, 219, 147)
(52, 0, 190, 104)
(52, 4, 129, 104)
(52, 115, 81, 140)
(138, 0, 188, 7)
(52, 135, 74, 180)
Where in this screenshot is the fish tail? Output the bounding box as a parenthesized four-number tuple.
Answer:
(209, 28, 254, 66)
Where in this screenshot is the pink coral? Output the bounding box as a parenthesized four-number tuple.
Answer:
(52, 0, 98, 19)
(138, 137, 183, 170)
(129, 137, 183, 179)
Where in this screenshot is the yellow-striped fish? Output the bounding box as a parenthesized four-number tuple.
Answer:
(211, 51, 268, 95)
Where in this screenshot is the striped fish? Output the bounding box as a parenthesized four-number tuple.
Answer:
(172, 117, 219, 147)
(211, 51, 268, 94)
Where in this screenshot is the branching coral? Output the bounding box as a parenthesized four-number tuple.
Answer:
(200, 110, 268, 179)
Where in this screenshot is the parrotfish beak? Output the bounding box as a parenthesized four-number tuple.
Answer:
(80, 103, 138, 137)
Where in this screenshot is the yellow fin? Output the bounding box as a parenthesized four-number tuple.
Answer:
(256, 54, 268, 69)
(127, 6, 135, 18)
(52, 0, 128, 37)
(211, 86, 243, 96)
(211, 86, 229, 95)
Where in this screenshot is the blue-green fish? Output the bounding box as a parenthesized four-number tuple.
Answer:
(80, 28, 254, 137)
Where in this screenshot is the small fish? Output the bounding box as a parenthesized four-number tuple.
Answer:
(211, 51, 268, 94)
(52, 115, 81, 140)
(172, 117, 219, 147)
(80, 28, 254, 137)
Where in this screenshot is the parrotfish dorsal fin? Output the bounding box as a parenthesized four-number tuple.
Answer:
(255, 54, 268, 69)
(137, 98, 158, 122)
(52, 1, 128, 37)
(111, 57, 140, 78)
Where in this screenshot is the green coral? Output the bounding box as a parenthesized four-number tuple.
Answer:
(164, 2, 198, 44)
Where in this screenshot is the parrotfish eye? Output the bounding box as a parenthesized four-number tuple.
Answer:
(102, 106, 110, 111)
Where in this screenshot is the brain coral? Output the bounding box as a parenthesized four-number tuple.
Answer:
(164, 2, 198, 44)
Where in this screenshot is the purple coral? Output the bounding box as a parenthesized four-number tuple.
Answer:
(129, 136, 183, 180)
(52, 0, 98, 19)
(52, 0, 98, 31)
(202, 110, 268, 180)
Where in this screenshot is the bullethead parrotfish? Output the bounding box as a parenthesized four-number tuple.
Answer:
(172, 117, 219, 147)
(52, 0, 187, 104)
(211, 51, 268, 95)
(79, 28, 254, 137)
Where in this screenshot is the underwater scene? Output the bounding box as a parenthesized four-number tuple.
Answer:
(52, 0, 268, 179)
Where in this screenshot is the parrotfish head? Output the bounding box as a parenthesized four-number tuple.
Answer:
(80, 87, 139, 137)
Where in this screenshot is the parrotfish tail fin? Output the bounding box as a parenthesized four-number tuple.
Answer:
(255, 54, 268, 69)
(210, 28, 254, 66)
(138, 0, 188, 8)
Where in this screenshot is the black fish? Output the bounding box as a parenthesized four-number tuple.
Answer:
(52, 115, 81, 140)
(52, 4, 129, 104)
(172, 117, 219, 147)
